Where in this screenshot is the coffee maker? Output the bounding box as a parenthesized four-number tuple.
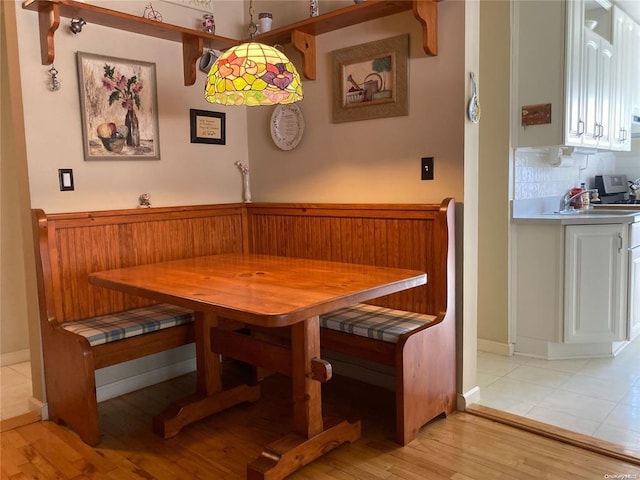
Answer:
(593, 175, 637, 204)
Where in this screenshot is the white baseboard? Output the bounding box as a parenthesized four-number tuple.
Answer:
(29, 396, 46, 419)
(96, 358, 196, 403)
(457, 386, 480, 410)
(0, 349, 30, 367)
(37, 358, 196, 420)
(477, 338, 514, 356)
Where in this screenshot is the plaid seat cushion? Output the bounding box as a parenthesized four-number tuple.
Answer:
(320, 303, 436, 344)
(61, 304, 194, 347)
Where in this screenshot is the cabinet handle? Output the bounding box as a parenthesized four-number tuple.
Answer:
(578, 121, 584, 137)
(619, 233, 623, 252)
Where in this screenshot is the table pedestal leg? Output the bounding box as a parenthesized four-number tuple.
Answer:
(247, 316, 361, 479)
(153, 312, 260, 438)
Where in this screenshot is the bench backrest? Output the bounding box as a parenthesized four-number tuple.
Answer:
(32, 204, 247, 325)
(245, 200, 454, 316)
(32, 200, 455, 326)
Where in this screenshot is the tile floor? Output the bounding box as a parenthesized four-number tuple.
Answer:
(476, 336, 640, 453)
(0, 361, 33, 421)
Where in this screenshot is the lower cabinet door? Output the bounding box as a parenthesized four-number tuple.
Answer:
(629, 245, 640, 340)
(564, 224, 628, 343)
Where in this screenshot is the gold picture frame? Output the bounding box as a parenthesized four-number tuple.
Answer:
(332, 34, 409, 123)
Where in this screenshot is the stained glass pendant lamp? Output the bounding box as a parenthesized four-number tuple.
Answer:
(204, 0, 303, 106)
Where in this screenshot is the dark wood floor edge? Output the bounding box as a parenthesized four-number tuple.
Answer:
(465, 404, 640, 467)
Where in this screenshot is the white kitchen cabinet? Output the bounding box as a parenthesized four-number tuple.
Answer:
(629, 224, 640, 340)
(515, 0, 637, 151)
(581, 30, 614, 148)
(513, 220, 634, 358)
(611, 6, 636, 150)
(564, 224, 628, 343)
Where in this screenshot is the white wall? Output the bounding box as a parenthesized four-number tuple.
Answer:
(248, 6, 465, 204)
(15, 0, 249, 212)
(477, 0, 510, 351)
(514, 141, 640, 201)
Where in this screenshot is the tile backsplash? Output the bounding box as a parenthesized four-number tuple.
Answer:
(514, 146, 640, 199)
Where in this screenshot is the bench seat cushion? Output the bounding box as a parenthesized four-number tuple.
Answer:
(320, 303, 436, 343)
(61, 304, 194, 347)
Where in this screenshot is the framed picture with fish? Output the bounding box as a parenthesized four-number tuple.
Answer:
(331, 35, 408, 123)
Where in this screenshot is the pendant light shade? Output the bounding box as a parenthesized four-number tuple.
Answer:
(204, 42, 303, 106)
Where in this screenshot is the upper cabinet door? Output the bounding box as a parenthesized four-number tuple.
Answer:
(565, 0, 587, 143)
(611, 6, 636, 151)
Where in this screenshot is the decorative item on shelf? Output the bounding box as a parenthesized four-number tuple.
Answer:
(69, 17, 86, 34)
(138, 193, 152, 208)
(258, 12, 273, 33)
(143, 3, 163, 21)
(47, 65, 61, 91)
(199, 49, 218, 73)
(310, 0, 319, 17)
(202, 14, 215, 33)
(235, 161, 251, 203)
(203, 0, 303, 106)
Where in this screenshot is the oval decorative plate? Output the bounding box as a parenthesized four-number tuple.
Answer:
(270, 103, 305, 150)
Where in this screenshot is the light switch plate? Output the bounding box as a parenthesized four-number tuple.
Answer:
(421, 157, 434, 180)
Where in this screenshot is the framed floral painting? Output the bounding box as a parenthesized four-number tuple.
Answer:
(77, 52, 160, 160)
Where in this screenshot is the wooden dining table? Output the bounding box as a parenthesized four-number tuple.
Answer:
(89, 253, 426, 479)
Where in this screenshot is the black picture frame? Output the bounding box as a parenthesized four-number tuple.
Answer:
(190, 109, 226, 145)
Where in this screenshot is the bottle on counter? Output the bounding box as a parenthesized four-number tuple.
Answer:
(569, 185, 584, 210)
(580, 182, 590, 209)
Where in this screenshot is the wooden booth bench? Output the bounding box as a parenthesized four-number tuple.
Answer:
(244, 199, 456, 445)
(31, 204, 248, 445)
(32, 199, 455, 446)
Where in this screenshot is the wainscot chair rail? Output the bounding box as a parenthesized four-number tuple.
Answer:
(32, 199, 455, 447)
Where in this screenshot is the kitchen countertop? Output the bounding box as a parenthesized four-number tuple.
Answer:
(512, 197, 640, 225)
(513, 206, 640, 225)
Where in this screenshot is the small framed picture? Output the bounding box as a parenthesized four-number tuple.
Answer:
(190, 109, 226, 145)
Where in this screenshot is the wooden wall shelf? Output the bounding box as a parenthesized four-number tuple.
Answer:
(253, 0, 440, 80)
(22, 0, 439, 85)
(22, 0, 239, 86)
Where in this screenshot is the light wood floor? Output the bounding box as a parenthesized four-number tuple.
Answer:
(2, 366, 640, 480)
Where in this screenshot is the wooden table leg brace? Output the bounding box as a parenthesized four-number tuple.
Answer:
(246, 316, 361, 480)
(153, 312, 261, 438)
